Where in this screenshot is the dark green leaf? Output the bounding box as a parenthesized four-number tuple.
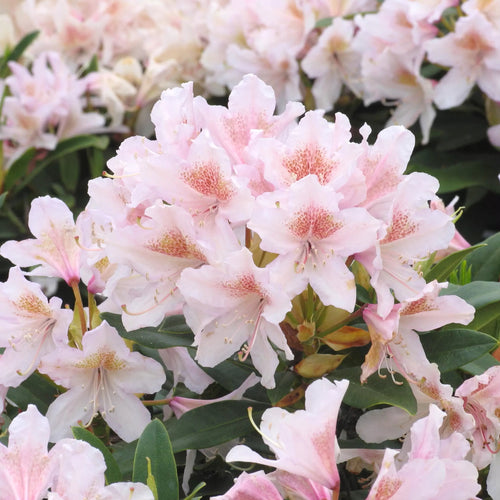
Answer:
(420, 329, 497, 372)
(3, 148, 36, 190)
(466, 232, 500, 282)
(133, 419, 178, 500)
(468, 301, 500, 335)
(328, 367, 417, 414)
(461, 353, 500, 375)
(101, 313, 194, 349)
(266, 370, 297, 405)
(201, 359, 257, 392)
(59, 151, 80, 192)
(408, 150, 500, 194)
(6, 372, 58, 413)
(12, 135, 109, 194)
(441, 281, 500, 309)
(167, 400, 269, 452)
(424, 243, 485, 282)
(0, 31, 39, 77)
(72, 426, 122, 484)
(0, 192, 7, 209)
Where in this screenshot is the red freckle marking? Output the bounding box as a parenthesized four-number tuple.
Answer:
(282, 146, 338, 184)
(14, 293, 52, 317)
(381, 211, 418, 243)
(287, 206, 342, 240)
(147, 230, 206, 261)
(181, 161, 234, 201)
(374, 477, 403, 499)
(222, 273, 266, 298)
(400, 296, 437, 315)
(223, 113, 251, 149)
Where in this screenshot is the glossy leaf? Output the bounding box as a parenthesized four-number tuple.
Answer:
(461, 353, 500, 376)
(72, 426, 122, 484)
(466, 232, 500, 282)
(0, 31, 39, 77)
(441, 281, 500, 309)
(133, 419, 178, 500)
(167, 401, 269, 453)
(101, 313, 194, 349)
(328, 367, 417, 414)
(12, 135, 109, 194)
(3, 148, 36, 190)
(420, 329, 497, 372)
(424, 243, 485, 283)
(6, 372, 58, 413)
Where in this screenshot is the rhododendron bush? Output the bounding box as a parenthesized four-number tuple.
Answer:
(1, 1, 500, 500)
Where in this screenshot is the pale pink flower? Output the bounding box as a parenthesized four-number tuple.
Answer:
(361, 280, 475, 384)
(178, 248, 293, 389)
(150, 81, 202, 158)
(0, 51, 105, 164)
(301, 18, 362, 110)
(360, 51, 436, 144)
(269, 470, 334, 500)
(159, 346, 214, 395)
(226, 378, 349, 490)
(0, 404, 57, 500)
(456, 365, 500, 469)
(212, 471, 283, 500)
(356, 124, 415, 220)
(0, 266, 72, 387)
(463, 0, 500, 29)
(48, 439, 154, 500)
(367, 405, 480, 499)
(249, 174, 379, 312)
(488, 121, 500, 148)
(198, 73, 304, 165)
(1, 196, 82, 285)
(39, 321, 166, 442)
(356, 173, 455, 317)
(425, 11, 500, 108)
(353, 0, 437, 60)
(430, 196, 470, 260)
(256, 110, 365, 205)
(168, 373, 260, 419)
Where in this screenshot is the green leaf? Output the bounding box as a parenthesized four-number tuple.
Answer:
(133, 419, 178, 500)
(328, 367, 417, 414)
(0, 31, 39, 77)
(468, 301, 500, 335)
(408, 150, 500, 194)
(441, 281, 500, 309)
(3, 148, 36, 190)
(315, 17, 333, 28)
(167, 400, 269, 453)
(12, 135, 109, 194)
(461, 353, 500, 375)
(6, 372, 58, 413)
(59, 151, 81, 192)
(72, 427, 122, 484)
(0, 192, 7, 209)
(420, 329, 498, 372)
(466, 232, 500, 282)
(101, 313, 194, 349)
(424, 243, 485, 282)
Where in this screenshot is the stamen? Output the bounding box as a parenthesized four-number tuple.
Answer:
(74, 236, 101, 252)
(102, 170, 140, 179)
(247, 407, 283, 450)
(121, 286, 177, 315)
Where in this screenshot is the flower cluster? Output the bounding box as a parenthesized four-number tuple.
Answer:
(0, 71, 499, 499)
(2, 0, 500, 168)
